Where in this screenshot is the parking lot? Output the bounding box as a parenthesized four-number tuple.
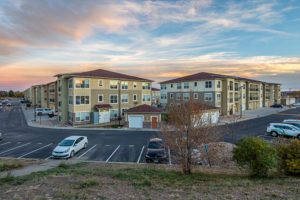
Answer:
(1, 100, 299, 165)
(0, 139, 173, 164)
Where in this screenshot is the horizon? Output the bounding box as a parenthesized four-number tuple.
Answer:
(1, 0, 300, 91)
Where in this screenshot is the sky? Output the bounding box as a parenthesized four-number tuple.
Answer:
(0, 0, 300, 91)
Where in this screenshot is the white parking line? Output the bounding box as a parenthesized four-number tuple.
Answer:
(0, 142, 11, 146)
(168, 148, 172, 165)
(129, 145, 134, 147)
(18, 143, 53, 158)
(106, 145, 120, 163)
(137, 145, 145, 164)
(0, 143, 31, 155)
(45, 155, 52, 160)
(78, 144, 97, 159)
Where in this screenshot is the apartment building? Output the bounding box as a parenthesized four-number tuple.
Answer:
(47, 81, 58, 111)
(55, 69, 153, 125)
(160, 72, 281, 116)
(151, 87, 160, 105)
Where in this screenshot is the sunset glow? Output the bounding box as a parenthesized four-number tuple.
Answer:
(0, 0, 300, 90)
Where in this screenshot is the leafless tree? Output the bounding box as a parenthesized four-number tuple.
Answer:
(161, 99, 222, 174)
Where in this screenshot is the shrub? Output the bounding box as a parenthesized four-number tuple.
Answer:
(233, 137, 277, 177)
(277, 140, 300, 176)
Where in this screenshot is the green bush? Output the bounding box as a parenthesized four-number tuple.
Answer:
(233, 137, 277, 177)
(277, 140, 300, 176)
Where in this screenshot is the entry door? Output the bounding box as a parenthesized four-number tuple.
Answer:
(151, 116, 158, 129)
(99, 111, 110, 124)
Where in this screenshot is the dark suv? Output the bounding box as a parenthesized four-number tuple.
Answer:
(145, 138, 167, 163)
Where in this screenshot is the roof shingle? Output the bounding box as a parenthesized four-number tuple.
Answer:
(57, 69, 153, 82)
(126, 104, 162, 113)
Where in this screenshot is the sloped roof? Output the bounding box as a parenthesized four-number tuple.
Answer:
(160, 72, 263, 84)
(56, 69, 153, 82)
(126, 104, 162, 113)
(151, 87, 160, 91)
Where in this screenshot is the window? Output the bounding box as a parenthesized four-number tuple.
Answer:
(171, 84, 173, 88)
(229, 81, 233, 91)
(110, 109, 118, 118)
(183, 93, 190, 100)
(98, 80, 103, 87)
(205, 81, 212, 88)
(110, 95, 118, 104)
(133, 94, 138, 101)
(121, 108, 128, 116)
(68, 96, 73, 104)
(98, 95, 103, 103)
(68, 79, 73, 89)
(161, 84, 167, 90)
(183, 82, 189, 89)
(217, 93, 221, 101)
(177, 83, 182, 89)
(143, 94, 151, 102)
(68, 112, 73, 122)
(194, 82, 198, 87)
(121, 81, 128, 90)
(75, 96, 89, 105)
(75, 80, 89, 88)
(204, 93, 213, 101)
(75, 112, 90, 122)
(142, 82, 150, 90)
(121, 94, 128, 103)
(161, 94, 167, 100)
(194, 93, 198, 99)
(170, 93, 174, 99)
(176, 93, 181, 100)
(110, 81, 118, 89)
(217, 81, 221, 88)
(133, 82, 137, 88)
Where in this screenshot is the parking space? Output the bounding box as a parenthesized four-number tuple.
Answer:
(0, 140, 166, 164)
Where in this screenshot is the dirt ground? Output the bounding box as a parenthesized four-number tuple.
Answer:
(0, 162, 299, 200)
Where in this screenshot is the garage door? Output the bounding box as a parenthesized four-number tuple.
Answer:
(128, 116, 144, 128)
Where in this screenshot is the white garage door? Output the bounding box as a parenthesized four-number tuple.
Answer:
(128, 115, 144, 128)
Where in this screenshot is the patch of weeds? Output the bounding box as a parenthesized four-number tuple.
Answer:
(58, 162, 70, 169)
(132, 179, 152, 189)
(74, 178, 99, 189)
(0, 160, 23, 172)
(0, 174, 28, 186)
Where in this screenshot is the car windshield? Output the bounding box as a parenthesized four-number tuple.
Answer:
(59, 139, 75, 147)
(148, 141, 163, 149)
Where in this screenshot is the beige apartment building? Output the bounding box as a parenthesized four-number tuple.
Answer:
(55, 69, 153, 125)
(160, 72, 281, 116)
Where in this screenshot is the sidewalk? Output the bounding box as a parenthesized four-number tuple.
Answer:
(218, 106, 292, 125)
(1, 159, 80, 177)
(21, 106, 158, 131)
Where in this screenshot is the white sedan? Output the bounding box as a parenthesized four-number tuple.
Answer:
(52, 136, 88, 158)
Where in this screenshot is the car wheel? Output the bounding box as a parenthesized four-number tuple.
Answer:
(271, 131, 278, 137)
(84, 143, 87, 149)
(70, 151, 75, 158)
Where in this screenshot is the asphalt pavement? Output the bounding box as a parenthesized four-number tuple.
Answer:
(0, 100, 299, 164)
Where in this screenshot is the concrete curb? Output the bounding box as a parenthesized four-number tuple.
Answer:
(21, 106, 159, 132)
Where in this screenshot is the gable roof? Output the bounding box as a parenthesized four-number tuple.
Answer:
(126, 104, 162, 113)
(56, 69, 153, 82)
(160, 72, 263, 84)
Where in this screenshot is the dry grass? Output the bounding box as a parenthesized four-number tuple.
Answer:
(0, 162, 299, 200)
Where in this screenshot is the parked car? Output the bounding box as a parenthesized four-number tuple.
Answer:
(267, 123, 300, 139)
(52, 136, 88, 158)
(0, 132, 2, 140)
(283, 119, 300, 124)
(35, 108, 54, 115)
(6, 103, 12, 107)
(293, 102, 300, 107)
(0, 102, 2, 107)
(270, 104, 283, 108)
(145, 138, 168, 163)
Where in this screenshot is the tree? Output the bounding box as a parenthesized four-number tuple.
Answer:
(162, 99, 222, 174)
(8, 90, 14, 97)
